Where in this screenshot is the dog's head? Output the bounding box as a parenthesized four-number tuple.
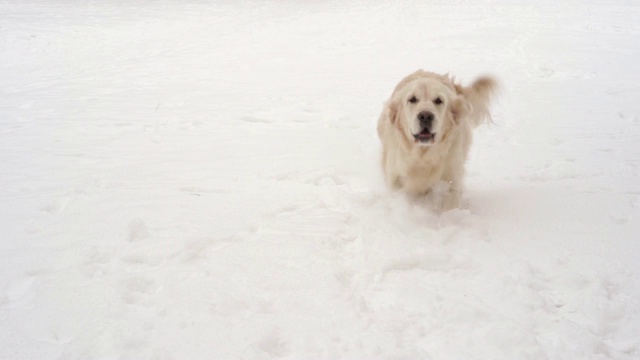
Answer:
(387, 74, 471, 147)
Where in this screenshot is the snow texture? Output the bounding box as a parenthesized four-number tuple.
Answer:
(1, 1, 640, 359)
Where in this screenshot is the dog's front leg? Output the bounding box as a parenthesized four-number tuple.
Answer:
(441, 186, 461, 211)
(441, 169, 463, 210)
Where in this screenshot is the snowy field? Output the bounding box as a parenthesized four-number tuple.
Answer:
(2, 1, 640, 359)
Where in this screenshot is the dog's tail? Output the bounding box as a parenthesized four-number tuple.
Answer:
(456, 76, 499, 127)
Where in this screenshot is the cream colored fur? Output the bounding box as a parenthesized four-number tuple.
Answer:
(377, 70, 498, 210)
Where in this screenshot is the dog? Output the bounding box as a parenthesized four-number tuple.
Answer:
(376, 70, 497, 210)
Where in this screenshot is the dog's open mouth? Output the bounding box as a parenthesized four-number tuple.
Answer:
(413, 128, 435, 143)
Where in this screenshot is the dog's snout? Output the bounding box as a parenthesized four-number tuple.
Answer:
(417, 111, 434, 128)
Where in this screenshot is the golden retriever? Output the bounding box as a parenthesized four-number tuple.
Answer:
(377, 70, 498, 210)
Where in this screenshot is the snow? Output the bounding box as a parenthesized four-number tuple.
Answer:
(1, 1, 640, 359)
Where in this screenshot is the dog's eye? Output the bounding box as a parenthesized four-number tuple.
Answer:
(408, 96, 418, 104)
(434, 97, 443, 105)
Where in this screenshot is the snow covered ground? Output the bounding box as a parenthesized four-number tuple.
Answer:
(1, 1, 640, 359)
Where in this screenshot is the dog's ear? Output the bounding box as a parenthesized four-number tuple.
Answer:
(387, 100, 401, 126)
(450, 96, 472, 124)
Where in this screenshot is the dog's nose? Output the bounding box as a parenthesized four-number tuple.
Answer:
(417, 111, 434, 128)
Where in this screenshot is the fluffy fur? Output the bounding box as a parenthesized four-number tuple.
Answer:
(376, 70, 498, 210)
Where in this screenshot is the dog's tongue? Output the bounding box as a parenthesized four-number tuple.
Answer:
(418, 129, 432, 138)
(414, 129, 434, 142)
